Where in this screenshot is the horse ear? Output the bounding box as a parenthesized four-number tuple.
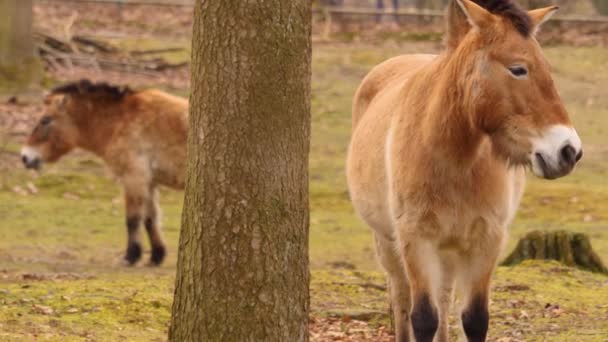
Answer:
(446, 0, 471, 50)
(455, 0, 495, 30)
(528, 6, 559, 35)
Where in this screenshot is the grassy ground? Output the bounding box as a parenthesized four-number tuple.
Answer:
(1, 40, 607, 341)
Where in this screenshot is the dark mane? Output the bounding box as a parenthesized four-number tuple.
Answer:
(51, 79, 134, 101)
(472, 0, 532, 36)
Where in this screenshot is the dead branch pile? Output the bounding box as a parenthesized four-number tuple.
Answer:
(35, 31, 187, 75)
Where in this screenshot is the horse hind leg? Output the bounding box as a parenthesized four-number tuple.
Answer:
(374, 233, 411, 342)
(144, 186, 166, 266)
(122, 173, 154, 266)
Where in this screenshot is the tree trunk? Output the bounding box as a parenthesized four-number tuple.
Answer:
(169, 1, 311, 341)
(501, 230, 608, 275)
(0, 0, 41, 97)
(591, 0, 608, 15)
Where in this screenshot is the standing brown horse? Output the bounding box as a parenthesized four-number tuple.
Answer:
(347, 1, 582, 341)
(21, 80, 188, 266)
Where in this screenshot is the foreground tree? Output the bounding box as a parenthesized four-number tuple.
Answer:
(0, 0, 41, 97)
(169, 1, 311, 341)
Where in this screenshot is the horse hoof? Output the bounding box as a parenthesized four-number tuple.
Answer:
(125, 243, 142, 265)
(148, 245, 166, 266)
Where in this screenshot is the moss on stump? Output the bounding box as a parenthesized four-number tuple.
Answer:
(501, 230, 608, 275)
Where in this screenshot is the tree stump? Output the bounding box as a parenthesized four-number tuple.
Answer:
(501, 230, 608, 275)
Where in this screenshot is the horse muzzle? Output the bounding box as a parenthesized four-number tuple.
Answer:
(20, 146, 42, 170)
(530, 125, 582, 180)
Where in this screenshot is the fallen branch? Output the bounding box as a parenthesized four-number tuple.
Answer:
(331, 281, 387, 292)
(327, 310, 388, 322)
(35, 30, 188, 76)
(130, 47, 185, 56)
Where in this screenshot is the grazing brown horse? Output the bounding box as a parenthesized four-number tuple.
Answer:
(347, 1, 582, 341)
(21, 80, 188, 266)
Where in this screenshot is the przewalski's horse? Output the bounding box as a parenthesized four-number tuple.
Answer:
(21, 80, 188, 266)
(347, 1, 582, 341)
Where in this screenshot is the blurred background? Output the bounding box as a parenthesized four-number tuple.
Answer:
(0, 0, 607, 340)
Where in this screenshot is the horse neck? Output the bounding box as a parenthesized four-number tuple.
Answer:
(69, 99, 123, 157)
(415, 53, 486, 171)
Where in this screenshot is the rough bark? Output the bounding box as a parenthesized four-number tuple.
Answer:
(0, 0, 41, 96)
(501, 230, 608, 275)
(169, 1, 311, 341)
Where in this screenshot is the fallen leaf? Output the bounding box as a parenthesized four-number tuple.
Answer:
(26, 182, 38, 194)
(12, 186, 27, 196)
(63, 192, 80, 200)
(32, 304, 54, 315)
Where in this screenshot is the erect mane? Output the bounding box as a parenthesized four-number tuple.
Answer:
(51, 79, 134, 102)
(471, 0, 532, 36)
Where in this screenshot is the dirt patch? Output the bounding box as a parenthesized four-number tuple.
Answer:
(310, 316, 394, 342)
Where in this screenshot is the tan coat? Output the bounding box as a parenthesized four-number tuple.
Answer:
(22, 81, 189, 266)
(346, 1, 581, 341)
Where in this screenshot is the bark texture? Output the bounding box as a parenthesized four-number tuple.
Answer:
(0, 0, 41, 95)
(169, 1, 311, 341)
(501, 230, 608, 275)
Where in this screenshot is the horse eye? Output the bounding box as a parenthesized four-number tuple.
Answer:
(40, 116, 53, 125)
(508, 66, 528, 78)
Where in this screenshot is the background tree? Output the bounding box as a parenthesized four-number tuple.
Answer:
(0, 0, 41, 98)
(169, 0, 311, 341)
(591, 0, 608, 15)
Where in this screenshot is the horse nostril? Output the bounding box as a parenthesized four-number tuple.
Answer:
(21, 155, 28, 164)
(575, 149, 583, 162)
(560, 145, 576, 166)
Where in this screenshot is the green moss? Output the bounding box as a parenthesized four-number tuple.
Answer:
(0, 274, 173, 341)
(491, 261, 608, 341)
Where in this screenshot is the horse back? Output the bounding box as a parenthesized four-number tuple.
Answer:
(351, 54, 436, 131)
(109, 89, 189, 188)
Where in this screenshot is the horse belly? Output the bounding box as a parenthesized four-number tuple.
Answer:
(150, 151, 186, 189)
(347, 108, 393, 238)
(348, 55, 436, 240)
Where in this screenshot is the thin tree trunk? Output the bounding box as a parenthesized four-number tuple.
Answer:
(169, 1, 311, 341)
(0, 0, 41, 96)
(591, 0, 608, 15)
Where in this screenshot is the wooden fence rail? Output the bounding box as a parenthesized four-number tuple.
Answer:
(35, 0, 194, 6)
(317, 6, 608, 24)
(35, 0, 608, 24)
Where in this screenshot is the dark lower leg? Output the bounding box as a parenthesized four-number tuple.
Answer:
(462, 294, 489, 342)
(410, 294, 438, 342)
(144, 217, 166, 265)
(125, 215, 142, 264)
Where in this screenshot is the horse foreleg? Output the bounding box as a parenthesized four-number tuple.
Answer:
(124, 191, 145, 265)
(401, 237, 441, 342)
(458, 245, 501, 342)
(144, 186, 166, 266)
